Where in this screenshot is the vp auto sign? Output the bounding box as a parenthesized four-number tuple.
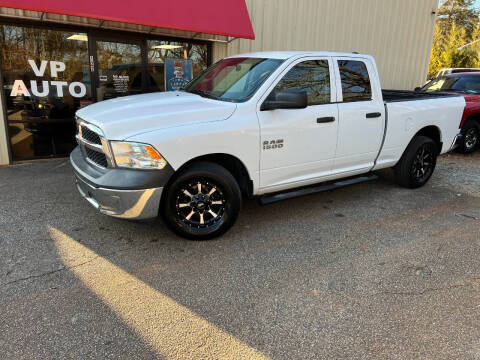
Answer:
(10, 60, 86, 98)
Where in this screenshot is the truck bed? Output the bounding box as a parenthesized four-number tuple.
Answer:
(382, 89, 459, 103)
(377, 91, 465, 168)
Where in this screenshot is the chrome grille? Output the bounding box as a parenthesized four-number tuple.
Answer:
(76, 118, 112, 169)
(85, 148, 108, 168)
(80, 126, 101, 145)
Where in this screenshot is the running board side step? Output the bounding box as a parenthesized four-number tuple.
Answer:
(258, 174, 378, 205)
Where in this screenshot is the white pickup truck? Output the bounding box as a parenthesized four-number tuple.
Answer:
(71, 51, 465, 239)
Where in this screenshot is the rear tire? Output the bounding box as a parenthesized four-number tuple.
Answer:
(394, 136, 438, 189)
(161, 162, 242, 240)
(459, 120, 479, 153)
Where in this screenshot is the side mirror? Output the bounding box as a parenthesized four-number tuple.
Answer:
(261, 90, 308, 111)
(414, 87, 422, 92)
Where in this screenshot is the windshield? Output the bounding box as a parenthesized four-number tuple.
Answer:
(184, 57, 284, 102)
(422, 75, 480, 94)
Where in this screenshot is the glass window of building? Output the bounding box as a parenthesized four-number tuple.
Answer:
(0, 25, 92, 160)
(0, 23, 211, 162)
(147, 40, 208, 91)
(95, 40, 143, 101)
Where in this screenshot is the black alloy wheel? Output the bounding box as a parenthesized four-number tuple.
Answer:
(394, 136, 438, 189)
(175, 179, 226, 229)
(411, 143, 436, 184)
(463, 124, 479, 153)
(162, 162, 242, 240)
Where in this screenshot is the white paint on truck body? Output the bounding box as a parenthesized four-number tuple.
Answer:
(76, 51, 465, 196)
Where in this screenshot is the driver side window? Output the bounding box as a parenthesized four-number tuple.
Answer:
(272, 60, 331, 105)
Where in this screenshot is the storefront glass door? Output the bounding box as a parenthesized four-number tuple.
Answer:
(94, 39, 144, 101)
(0, 24, 92, 160)
(0, 22, 210, 162)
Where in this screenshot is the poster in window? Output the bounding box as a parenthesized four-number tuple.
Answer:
(165, 58, 192, 91)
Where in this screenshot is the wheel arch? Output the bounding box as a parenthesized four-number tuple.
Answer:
(166, 153, 254, 198)
(462, 113, 480, 129)
(414, 125, 442, 153)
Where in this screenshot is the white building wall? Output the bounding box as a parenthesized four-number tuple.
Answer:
(214, 0, 438, 90)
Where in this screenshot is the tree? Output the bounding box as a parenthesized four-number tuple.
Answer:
(428, 23, 478, 77)
(442, 24, 477, 66)
(437, 0, 479, 37)
(428, 24, 445, 77)
(466, 23, 480, 53)
(428, 0, 480, 77)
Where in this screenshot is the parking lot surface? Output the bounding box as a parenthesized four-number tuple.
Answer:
(1, 152, 479, 359)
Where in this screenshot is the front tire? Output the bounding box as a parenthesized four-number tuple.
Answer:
(161, 162, 242, 240)
(394, 136, 438, 189)
(459, 121, 479, 153)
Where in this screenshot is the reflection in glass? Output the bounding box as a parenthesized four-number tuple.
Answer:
(147, 40, 208, 91)
(0, 25, 91, 160)
(184, 57, 283, 102)
(274, 60, 331, 105)
(338, 60, 372, 102)
(0, 26, 211, 161)
(96, 41, 142, 101)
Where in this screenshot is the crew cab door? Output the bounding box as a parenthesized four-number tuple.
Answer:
(257, 57, 339, 190)
(332, 57, 385, 173)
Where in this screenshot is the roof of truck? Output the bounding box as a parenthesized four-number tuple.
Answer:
(228, 51, 373, 60)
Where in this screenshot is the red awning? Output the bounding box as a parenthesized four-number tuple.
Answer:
(0, 0, 255, 39)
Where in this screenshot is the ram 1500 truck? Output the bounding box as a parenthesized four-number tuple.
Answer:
(71, 52, 465, 239)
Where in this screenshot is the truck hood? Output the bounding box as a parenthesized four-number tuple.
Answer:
(76, 91, 237, 140)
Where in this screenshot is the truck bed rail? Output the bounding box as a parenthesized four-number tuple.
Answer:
(382, 89, 459, 103)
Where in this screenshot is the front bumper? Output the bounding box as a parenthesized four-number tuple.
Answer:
(70, 146, 174, 220)
(74, 175, 163, 219)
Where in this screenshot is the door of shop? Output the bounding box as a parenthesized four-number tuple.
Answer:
(0, 21, 210, 162)
(90, 36, 147, 102)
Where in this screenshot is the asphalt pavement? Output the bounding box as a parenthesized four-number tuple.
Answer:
(0, 151, 479, 359)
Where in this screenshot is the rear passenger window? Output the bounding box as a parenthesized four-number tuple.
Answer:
(338, 60, 372, 102)
(273, 60, 330, 105)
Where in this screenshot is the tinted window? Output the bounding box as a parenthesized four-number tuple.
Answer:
(273, 60, 330, 105)
(184, 57, 283, 102)
(422, 75, 480, 94)
(338, 60, 372, 102)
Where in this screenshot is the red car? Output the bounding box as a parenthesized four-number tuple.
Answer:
(421, 72, 480, 153)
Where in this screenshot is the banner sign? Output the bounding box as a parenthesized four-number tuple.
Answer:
(165, 58, 193, 91)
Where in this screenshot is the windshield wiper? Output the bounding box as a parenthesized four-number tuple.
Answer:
(187, 89, 221, 100)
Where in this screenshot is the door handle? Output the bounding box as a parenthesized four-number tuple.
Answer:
(366, 112, 382, 118)
(317, 117, 335, 123)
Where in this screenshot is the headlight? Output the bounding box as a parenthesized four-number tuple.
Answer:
(110, 141, 167, 170)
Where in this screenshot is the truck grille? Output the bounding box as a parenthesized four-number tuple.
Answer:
(85, 148, 108, 168)
(80, 126, 102, 145)
(76, 118, 111, 169)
